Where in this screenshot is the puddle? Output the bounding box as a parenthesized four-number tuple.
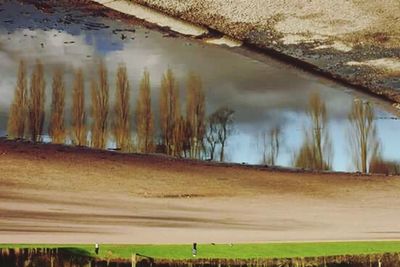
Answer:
(0, 0, 399, 172)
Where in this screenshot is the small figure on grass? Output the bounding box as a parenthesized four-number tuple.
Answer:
(192, 243, 197, 257)
(95, 243, 99, 255)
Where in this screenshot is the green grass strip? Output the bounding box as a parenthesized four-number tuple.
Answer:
(1, 241, 400, 260)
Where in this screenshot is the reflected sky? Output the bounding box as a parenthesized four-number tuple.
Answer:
(0, 0, 399, 171)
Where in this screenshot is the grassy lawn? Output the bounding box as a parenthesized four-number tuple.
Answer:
(1, 242, 400, 260)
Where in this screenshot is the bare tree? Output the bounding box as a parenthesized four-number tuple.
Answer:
(182, 119, 193, 158)
(186, 73, 205, 159)
(259, 126, 281, 166)
(71, 68, 87, 146)
(348, 99, 380, 173)
(7, 60, 27, 139)
(135, 70, 154, 153)
(205, 114, 219, 161)
(309, 93, 332, 170)
(91, 61, 109, 149)
(205, 107, 234, 162)
(28, 60, 46, 142)
(172, 115, 187, 157)
(294, 93, 332, 170)
(159, 69, 180, 156)
(113, 64, 131, 151)
(216, 108, 234, 162)
(48, 68, 66, 144)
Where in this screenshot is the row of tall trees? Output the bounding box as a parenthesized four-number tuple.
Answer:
(7, 60, 235, 161)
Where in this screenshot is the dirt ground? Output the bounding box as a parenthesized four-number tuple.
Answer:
(1, 139, 400, 244)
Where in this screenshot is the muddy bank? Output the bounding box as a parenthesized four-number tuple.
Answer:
(1, 248, 399, 267)
(110, 0, 400, 106)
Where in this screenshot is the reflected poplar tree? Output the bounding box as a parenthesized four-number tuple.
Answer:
(294, 93, 332, 170)
(7, 60, 28, 139)
(186, 73, 205, 159)
(159, 69, 181, 156)
(28, 60, 46, 142)
(259, 126, 281, 166)
(91, 61, 109, 149)
(48, 67, 66, 144)
(348, 99, 380, 173)
(135, 70, 154, 153)
(71, 68, 87, 146)
(113, 64, 131, 151)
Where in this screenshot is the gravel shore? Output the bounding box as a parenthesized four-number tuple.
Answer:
(128, 0, 400, 105)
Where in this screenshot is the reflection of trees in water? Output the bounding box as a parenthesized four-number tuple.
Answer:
(71, 68, 87, 146)
(8, 60, 392, 173)
(7, 60, 27, 139)
(49, 67, 66, 144)
(369, 158, 400, 175)
(186, 73, 205, 159)
(6, 60, 234, 162)
(205, 107, 234, 162)
(90, 60, 109, 149)
(28, 60, 45, 142)
(348, 99, 380, 173)
(135, 70, 154, 153)
(113, 64, 131, 151)
(258, 126, 281, 166)
(7, 59, 398, 172)
(7, 59, 400, 172)
(159, 69, 181, 156)
(294, 93, 332, 171)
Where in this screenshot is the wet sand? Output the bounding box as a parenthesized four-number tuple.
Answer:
(1, 140, 400, 244)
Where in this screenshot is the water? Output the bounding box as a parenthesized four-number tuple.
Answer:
(0, 0, 399, 172)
